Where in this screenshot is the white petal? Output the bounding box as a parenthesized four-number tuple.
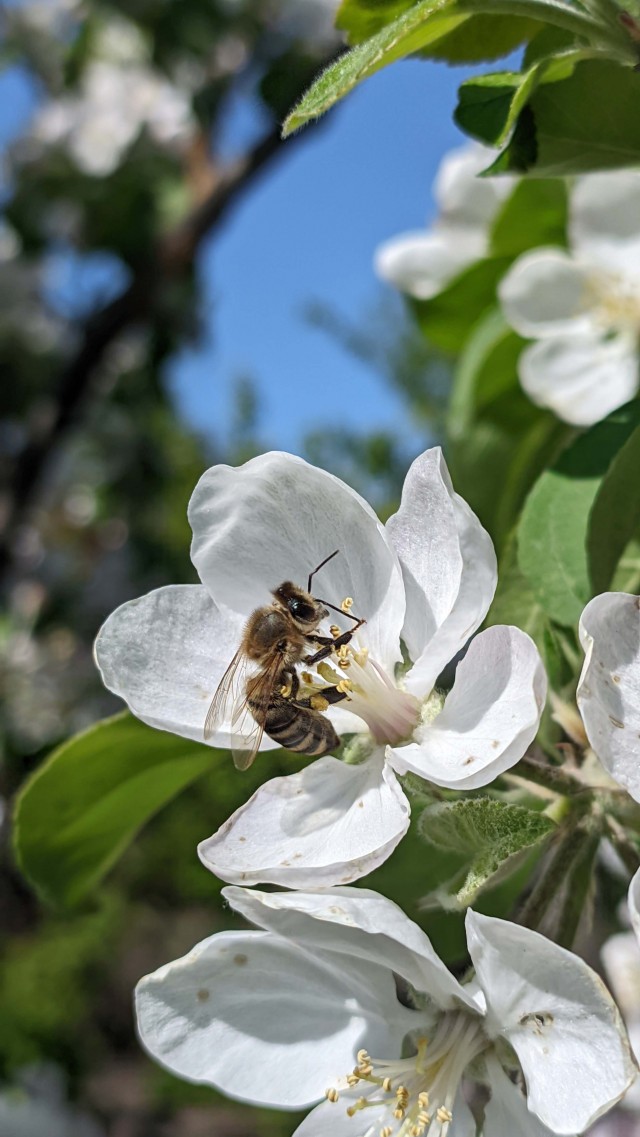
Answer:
(135, 930, 405, 1107)
(434, 141, 513, 229)
(484, 1058, 558, 1137)
(198, 753, 410, 888)
(499, 250, 595, 338)
(374, 228, 485, 300)
(601, 931, 640, 1024)
(571, 172, 640, 279)
(578, 593, 640, 802)
(188, 451, 405, 676)
(294, 1097, 387, 1137)
(389, 626, 546, 790)
(466, 911, 636, 1133)
(386, 447, 497, 698)
(223, 885, 475, 1012)
(518, 331, 639, 427)
(94, 584, 271, 748)
(629, 868, 640, 944)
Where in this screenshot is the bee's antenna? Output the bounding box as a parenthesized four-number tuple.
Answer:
(307, 549, 339, 592)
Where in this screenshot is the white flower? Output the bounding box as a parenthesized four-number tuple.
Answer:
(375, 143, 514, 300)
(601, 930, 640, 1112)
(95, 448, 546, 888)
(499, 172, 640, 426)
(135, 885, 636, 1136)
(577, 592, 640, 803)
(29, 16, 193, 176)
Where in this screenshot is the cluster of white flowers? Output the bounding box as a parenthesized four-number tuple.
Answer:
(376, 145, 640, 428)
(28, 14, 194, 176)
(94, 442, 640, 1135)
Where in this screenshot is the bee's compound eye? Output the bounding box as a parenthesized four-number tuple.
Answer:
(289, 598, 315, 621)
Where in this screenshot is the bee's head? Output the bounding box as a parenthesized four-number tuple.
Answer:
(272, 582, 328, 629)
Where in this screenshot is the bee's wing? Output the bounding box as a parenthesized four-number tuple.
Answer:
(229, 652, 285, 772)
(204, 647, 250, 743)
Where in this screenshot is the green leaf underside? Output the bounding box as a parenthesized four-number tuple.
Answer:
(464, 59, 640, 175)
(588, 423, 640, 594)
(420, 798, 555, 908)
(13, 712, 216, 908)
(518, 405, 640, 628)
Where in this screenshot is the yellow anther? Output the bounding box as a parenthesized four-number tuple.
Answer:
(418, 1093, 430, 1109)
(382, 1077, 393, 1092)
(280, 683, 292, 698)
(436, 1107, 453, 1124)
(347, 1074, 360, 1087)
(418, 1112, 431, 1126)
(353, 647, 369, 667)
(325, 1088, 339, 1103)
(338, 643, 350, 659)
(330, 624, 341, 638)
(396, 1086, 409, 1103)
(310, 694, 330, 711)
(337, 678, 353, 694)
(341, 596, 354, 611)
(394, 1108, 406, 1120)
(380, 1128, 393, 1137)
(338, 659, 351, 669)
(301, 671, 314, 685)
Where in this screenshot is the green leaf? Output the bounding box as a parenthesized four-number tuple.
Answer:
(284, 0, 464, 135)
(283, 0, 590, 135)
(445, 309, 568, 550)
(13, 713, 216, 908)
(488, 178, 567, 257)
(419, 798, 555, 908)
(494, 59, 640, 175)
(518, 405, 640, 628)
(337, 0, 416, 41)
(410, 257, 510, 356)
(588, 423, 640, 594)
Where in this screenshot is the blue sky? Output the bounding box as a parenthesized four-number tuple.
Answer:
(172, 58, 472, 453)
(0, 46, 481, 454)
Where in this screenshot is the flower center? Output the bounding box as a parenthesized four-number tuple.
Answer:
(588, 270, 640, 332)
(311, 636, 420, 746)
(325, 1012, 487, 1137)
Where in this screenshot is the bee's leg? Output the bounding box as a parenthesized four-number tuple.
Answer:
(304, 619, 366, 665)
(279, 667, 299, 700)
(294, 685, 348, 710)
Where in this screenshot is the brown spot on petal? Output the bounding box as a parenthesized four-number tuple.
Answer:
(491, 740, 500, 749)
(358, 800, 364, 808)
(613, 674, 621, 684)
(197, 989, 210, 1002)
(610, 716, 625, 729)
(233, 954, 248, 967)
(464, 756, 478, 766)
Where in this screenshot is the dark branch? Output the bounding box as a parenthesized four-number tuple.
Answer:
(0, 120, 300, 583)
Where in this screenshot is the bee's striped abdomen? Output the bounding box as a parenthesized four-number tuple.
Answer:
(249, 696, 339, 757)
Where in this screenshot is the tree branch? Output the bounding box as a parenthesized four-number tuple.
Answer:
(0, 120, 303, 583)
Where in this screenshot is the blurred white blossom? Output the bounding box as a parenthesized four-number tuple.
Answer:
(500, 172, 640, 426)
(28, 15, 194, 176)
(375, 143, 513, 300)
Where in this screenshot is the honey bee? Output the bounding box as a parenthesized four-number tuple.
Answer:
(204, 550, 364, 770)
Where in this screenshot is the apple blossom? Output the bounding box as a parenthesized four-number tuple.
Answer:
(28, 14, 194, 176)
(135, 885, 636, 1137)
(375, 143, 514, 301)
(499, 172, 640, 426)
(95, 447, 546, 888)
(577, 592, 640, 803)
